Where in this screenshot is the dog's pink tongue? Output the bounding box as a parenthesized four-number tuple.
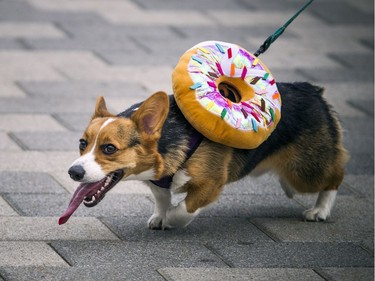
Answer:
(58, 181, 103, 225)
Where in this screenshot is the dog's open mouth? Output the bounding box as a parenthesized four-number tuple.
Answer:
(58, 170, 124, 225)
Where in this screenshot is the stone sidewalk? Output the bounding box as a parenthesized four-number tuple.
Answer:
(0, 0, 373, 280)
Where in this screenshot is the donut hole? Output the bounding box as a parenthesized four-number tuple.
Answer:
(218, 82, 241, 103)
(216, 77, 255, 104)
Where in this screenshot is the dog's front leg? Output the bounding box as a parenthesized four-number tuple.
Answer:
(163, 181, 223, 229)
(147, 183, 172, 229)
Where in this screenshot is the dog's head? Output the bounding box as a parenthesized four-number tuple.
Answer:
(59, 92, 169, 224)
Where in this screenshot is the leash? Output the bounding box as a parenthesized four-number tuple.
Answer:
(254, 0, 315, 57)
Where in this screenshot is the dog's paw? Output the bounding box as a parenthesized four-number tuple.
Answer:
(147, 214, 165, 230)
(163, 202, 198, 229)
(303, 207, 330, 222)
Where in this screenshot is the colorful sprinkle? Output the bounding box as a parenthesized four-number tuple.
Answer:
(272, 92, 280, 100)
(250, 76, 261, 85)
(208, 71, 218, 78)
(192, 56, 203, 64)
(250, 111, 261, 122)
(190, 82, 202, 90)
(252, 58, 259, 67)
(227, 99, 233, 109)
(269, 108, 275, 121)
(216, 62, 224, 75)
(198, 47, 210, 54)
(241, 66, 248, 80)
(251, 118, 258, 132)
(261, 98, 266, 111)
(235, 118, 242, 128)
(221, 108, 227, 119)
(207, 81, 216, 89)
(263, 72, 270, 80)
(270, 79, 275, 85)
(227, 48, 232, 59)
(230, 63, 235, 77)
(241, 108, 248, 118)
(215, 43, 225, 54)
(206, 100, 215, 110)
(241, 101, 252, 109)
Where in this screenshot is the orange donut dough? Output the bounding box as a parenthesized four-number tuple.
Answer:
(172, 41, 281, 149)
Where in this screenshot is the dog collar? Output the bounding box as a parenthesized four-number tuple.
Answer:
(150, 129, 203, 189)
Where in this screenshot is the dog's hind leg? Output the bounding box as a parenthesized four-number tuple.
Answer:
(147, 183, 172, 229)
(303, 190, 337, 221)
(303, 165, 345, 221)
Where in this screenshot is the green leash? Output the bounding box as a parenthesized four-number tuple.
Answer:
(254, 0, 315, 57)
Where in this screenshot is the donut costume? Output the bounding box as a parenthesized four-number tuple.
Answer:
(172, 41, 281, 149)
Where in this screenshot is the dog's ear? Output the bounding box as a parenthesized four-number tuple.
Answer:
(92, 96, 115, 119)
(131, 91, 169, 137)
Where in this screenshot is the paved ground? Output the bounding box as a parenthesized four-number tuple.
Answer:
(0, 0, 373, 280)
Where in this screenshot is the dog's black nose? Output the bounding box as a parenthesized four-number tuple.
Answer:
(68, 165, 85, 181)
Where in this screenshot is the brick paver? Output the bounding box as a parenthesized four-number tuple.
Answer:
(0, 0, 373, 280)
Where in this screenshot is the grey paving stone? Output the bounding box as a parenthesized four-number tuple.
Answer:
(310, 1, 374, 24)
(222, 174, 284, 195)
(0, 265, 165, 281)
(0, 242, 68, 267)
(0, 0, 106, 24)
(174, 26, 296, 50)
(202, 194, 305, 219)
(0, 217, 119, 241)
(0, 97, 96, 114)
(0, 38, 25, 49)
(344, 174, 374, 199)
(317, 267, 374, 281)
(0, 171, 66, 194)
(24, 36, 141, 53)
(18, 81, 147, 98)
(0, 195, 18, 216)
(223, 174, 358, 197)
(53, 113, 92, 132)
(11, 131, 82, 151)
(0, 132, 21, 151)
(298, 67, 374, 83)
(158, 267, 325, 281)
(51, 240, 228, 268)
(341, 116, 374, 175)
(0, 113, 66, 131)
(282, 195, 374, 252)
(57, 22, 181, 43)
(132, 0, 248, 10)
(329, 53, 374, 73)
(348, 98, 374, 116)
(268, 68, 310, 83)
(97, 38, 200, 67)
(207, 242, 374, 268)
(237, 0, 311, 11)
(252, 211, 374, 250)
(4, 193, 153, 217)
(0, 151, 77, 173)
(344, 150, 374, 176)
(102, 216, 272, 243)
(360, 38, 374, 50)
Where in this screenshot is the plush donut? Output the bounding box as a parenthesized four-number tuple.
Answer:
(172, 41, 281, 149)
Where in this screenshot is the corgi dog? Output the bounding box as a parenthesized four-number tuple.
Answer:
(59, 82, 348, 229)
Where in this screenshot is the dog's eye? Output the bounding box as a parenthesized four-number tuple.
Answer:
(79, 139, 88, 151)
(101, 144, 118, 155)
